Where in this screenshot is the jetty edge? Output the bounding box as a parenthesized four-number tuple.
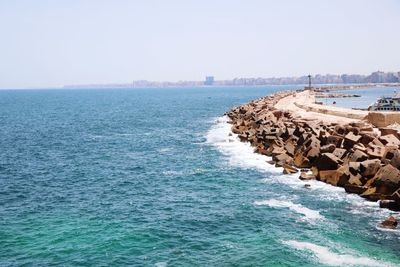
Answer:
(225, 89, 400, 222)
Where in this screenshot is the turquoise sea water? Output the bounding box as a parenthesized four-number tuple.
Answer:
(1, 87, 400, 266)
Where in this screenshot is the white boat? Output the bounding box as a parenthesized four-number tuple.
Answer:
(368, 91, 400, 111)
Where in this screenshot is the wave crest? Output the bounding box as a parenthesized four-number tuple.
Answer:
(284, 240, 393, 267)
(254, 199, 324, 221)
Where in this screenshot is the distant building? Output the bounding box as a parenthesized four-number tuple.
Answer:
(204, 76, 214, 85)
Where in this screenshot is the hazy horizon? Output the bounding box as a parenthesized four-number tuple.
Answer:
(0, 0, 399, 88)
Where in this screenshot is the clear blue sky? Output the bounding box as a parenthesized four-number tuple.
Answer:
(0, 0, 399, 88)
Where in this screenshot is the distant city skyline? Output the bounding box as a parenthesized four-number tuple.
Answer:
(0, 0, 399, 88)
(63, 70, 400, 89)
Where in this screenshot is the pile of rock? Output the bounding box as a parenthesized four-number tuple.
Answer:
(226, 91, 400, 214)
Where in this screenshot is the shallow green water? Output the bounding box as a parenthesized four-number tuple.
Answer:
(0, 87, 399, 266)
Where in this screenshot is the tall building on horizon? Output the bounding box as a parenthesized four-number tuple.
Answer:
(204, 76, 214, 85)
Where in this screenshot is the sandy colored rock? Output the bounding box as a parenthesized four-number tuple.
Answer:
(332, 148, 347, 159)
(319, 164, 350, 187)
(379, 134, 400, 147)
(366, 164, 400, 195)
(360, 187, 382, 201)
(347, 173, 363, 186)
(274, 153, 294, 165)
(343, 132, 362, 149)
(282, 164, 298, 174)
(379, 127, 399, 137)
(293, 151, 312, 168)
(349, 150, 368, 162)
(315, 153, 343, 171)
(320, 144, 336, 153)
(382, 147, 400, 168)
(284, 141, 296, 157)
(360, 159, 381, 177)
(368, 111, 400, 127)
(366, 145, 385, 159)
(299, 172, 316, 180)
(344, 184, 368, 195)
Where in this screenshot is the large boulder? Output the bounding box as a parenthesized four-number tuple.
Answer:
(332, 148, 347, 159)
(365, 164, 400, 195)
(255, 146, 269, 155)
(311, 166, 319, 177)
(379, 134, 400, 147)
(315, 153, 343, 171)
(293, 126, 305, 137)
(326, 135, 343, 147)
(273, 153, 294, 165)
(271, 145, 286, 156)
(303, 135, 321, 150)
(360, 187, 382, 201)
(343, 132, 362, 149)
(370, 138, 385, 147)
(379, 200, 400, 211)
(320, 144, 336, 153)
(382, 147, 400, 168)
(319, 131, 331, 146)
(305, 147, 320, 162)
(359, 159, 381, 177)
(360, 133, 375, 146)
(344, 184, 368, 195)
(366, 145, 385, 159)
(281, 127, 295, 140)
(272, 109, 284, 119)
(391, 188, 400, 203)
(349, 162, 361, 176)
(353, 143, 367, 153)
(284, 141, 296, 157)
(232, 125, 248, 134)
(334, 125, 346, 135)
(349, 149, 368, 162)
(299, 172, 316, 180)
(380, 216, 398, 229)
(282, 164, 298, 174)
(347, 173, 363, 186)
(379, 127, 399, 137)
(319, 164, 350, 187)
(293, 151, 312, 168)
(297, 133, 311, 146)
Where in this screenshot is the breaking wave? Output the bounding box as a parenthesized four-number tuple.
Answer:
(284, 240, 393, 267)
(205, 116, 281, 173)
(254, 199, 324, 221)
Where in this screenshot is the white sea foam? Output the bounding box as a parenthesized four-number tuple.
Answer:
(158, 147, 174, 153)
(254, 199, 324, 221)
(375, 225, 400, 234)
(162, 168, 206, 176)
(205, 116, 281, 174)
(284, 240, 393, 267)
(154, 262, 167, 267)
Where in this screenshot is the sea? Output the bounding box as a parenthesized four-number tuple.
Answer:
(1, 86, 399, 266)
(321, 86, 400, 109)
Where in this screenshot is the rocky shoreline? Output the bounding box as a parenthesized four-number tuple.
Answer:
(225, 89, 400, 228)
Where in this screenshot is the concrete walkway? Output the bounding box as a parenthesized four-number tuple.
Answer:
(275, 90, 368, 124)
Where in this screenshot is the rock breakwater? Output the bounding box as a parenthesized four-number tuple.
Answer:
(225, 90, 400, 215)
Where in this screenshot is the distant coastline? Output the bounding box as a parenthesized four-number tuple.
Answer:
(63, 70, 400, 89)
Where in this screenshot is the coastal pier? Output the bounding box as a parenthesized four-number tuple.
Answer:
(226, 89, 400, 223)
